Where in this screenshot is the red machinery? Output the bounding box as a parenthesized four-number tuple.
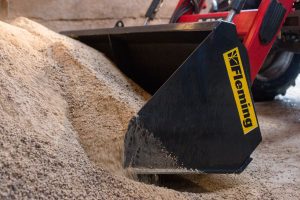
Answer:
(173, 0, 300, 101)
(176, 0, 294, 81)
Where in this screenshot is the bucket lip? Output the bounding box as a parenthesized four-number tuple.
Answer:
(125, 157, 253, 175)
(61, 21, 220, 37)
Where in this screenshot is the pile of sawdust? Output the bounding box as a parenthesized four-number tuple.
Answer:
(1, 17, 299, 200)
(0, 17, 185, 199)
(11, 17, 152, 176)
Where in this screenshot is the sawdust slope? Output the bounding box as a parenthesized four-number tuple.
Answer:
(0, 17, 184, 199)
(11, 17, 151, 176)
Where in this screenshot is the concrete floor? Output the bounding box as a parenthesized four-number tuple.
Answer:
(157, 77, 300, 199)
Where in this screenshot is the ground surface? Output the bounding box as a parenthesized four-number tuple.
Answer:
(0, 18, 299, 199)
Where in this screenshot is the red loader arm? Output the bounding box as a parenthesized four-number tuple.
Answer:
(176, 0, 295, 82)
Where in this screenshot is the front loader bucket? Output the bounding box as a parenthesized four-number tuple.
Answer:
(125, 21, 261, 174)
(64, 21, 261, 174)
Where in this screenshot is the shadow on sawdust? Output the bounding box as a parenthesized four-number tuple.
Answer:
(147, 174, 242, 194)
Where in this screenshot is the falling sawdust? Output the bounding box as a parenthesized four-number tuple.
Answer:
(0, 17, 185, 199)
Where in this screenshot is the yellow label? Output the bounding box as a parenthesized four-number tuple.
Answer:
(223, 47, 258, 135)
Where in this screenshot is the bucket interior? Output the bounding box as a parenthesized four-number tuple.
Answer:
(63, 22, 216, 94)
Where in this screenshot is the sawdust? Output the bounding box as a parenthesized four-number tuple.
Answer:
(124, 117, 179, 169)
(0, 17, 184, 199)
(0, 17, 299, 200)
(11, 17, 153, 177)
(49, 38, 150, 176)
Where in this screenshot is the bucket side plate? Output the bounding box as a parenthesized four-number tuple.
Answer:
(124, 21, 262, 174)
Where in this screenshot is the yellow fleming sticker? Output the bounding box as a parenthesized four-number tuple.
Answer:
(223, 47, 258, 135)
